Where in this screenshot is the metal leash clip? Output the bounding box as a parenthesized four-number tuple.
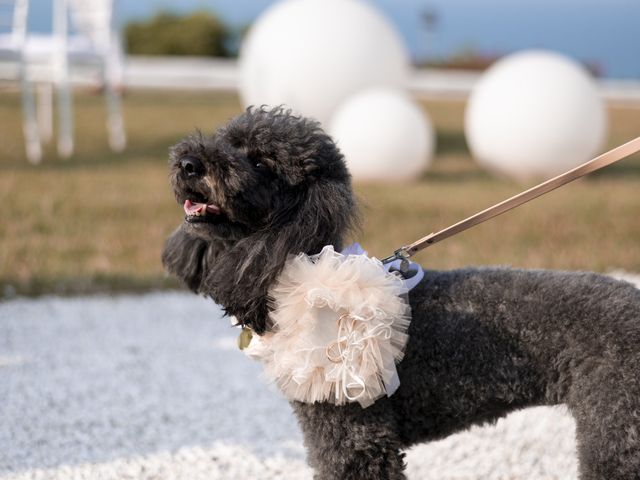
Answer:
(381, 247, 413, 277)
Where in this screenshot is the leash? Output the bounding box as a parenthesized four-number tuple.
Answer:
(381, 136, 640, 265)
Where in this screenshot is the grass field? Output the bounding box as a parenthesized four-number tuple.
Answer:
(0, 89, 639, 298)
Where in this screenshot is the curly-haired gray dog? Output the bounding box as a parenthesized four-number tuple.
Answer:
(163, 107, 640, 479)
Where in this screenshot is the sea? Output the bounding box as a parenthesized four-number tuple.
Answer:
(24, 0, 640, 79)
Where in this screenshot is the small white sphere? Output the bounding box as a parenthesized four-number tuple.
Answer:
(465, 50, 608, 180)
(329, 88, 435, 181)
(239, 0, 410, 126)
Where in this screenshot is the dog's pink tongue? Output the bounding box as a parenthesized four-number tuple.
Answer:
(184, 199, 205, 215)
(183, 199, 221, 215)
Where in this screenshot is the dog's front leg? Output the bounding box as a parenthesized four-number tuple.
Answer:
(292, 400, 406, 480)
(162, 226, 211, 292)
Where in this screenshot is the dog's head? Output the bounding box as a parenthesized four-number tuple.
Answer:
(167, 106, 353, 242)
(162, 107, 358, 333)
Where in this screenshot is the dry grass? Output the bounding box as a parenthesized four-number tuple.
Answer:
(0, 89, 639, 297)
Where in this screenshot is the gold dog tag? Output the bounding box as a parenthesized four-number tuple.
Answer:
(237, 327, 253, 350)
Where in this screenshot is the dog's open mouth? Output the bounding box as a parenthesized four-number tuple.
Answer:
(184, 199, 224, 224)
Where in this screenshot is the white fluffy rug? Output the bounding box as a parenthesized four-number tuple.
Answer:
(1, 271, 638, 480)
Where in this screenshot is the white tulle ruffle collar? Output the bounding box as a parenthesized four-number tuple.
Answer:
(243, 243, 423, 408)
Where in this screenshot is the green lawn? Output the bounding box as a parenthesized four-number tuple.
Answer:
(0, 89, 639, 297)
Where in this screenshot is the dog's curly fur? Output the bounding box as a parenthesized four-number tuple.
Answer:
(163, 107, 640, 479)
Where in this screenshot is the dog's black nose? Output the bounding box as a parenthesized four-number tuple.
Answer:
(180, 156, 205, 177)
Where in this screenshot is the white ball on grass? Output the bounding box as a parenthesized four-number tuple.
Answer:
(465, 50, 608, 180)
(329, 88, 435, 182)
(238, 0, 410, 126)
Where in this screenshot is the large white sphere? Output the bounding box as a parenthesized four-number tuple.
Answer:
(465, 50, 608, 180)
(329, 88, 435, 181)
(239, 0, 410, 126)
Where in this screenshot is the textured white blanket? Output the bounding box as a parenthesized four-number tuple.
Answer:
(1, 271, 638, 480)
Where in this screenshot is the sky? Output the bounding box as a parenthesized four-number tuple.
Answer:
(27, 0, 640, 79)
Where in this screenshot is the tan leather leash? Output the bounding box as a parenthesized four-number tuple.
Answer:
(381, 136, 640, 265)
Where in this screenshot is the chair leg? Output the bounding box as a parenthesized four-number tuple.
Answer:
(37, 82, 53, 144)
(105, 83, 126, 152)
(20, 72, 42, 164)
(104, 49, 126, 152)
(53, 0, 73, 158)
(56, 80, 73, 158)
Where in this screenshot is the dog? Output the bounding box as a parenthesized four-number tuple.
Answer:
(162, 107, 640, 479)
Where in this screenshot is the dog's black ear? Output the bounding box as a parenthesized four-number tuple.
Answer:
(162, 226, 209, 293)
(267, 179, 357, 267)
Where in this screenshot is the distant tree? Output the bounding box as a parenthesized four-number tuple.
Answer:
(418, 46, 604, 77)
(125, 11, 231, 57)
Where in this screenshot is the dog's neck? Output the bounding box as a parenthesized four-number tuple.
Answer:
(201, 232, 344, 334)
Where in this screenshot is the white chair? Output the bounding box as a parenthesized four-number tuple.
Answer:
(0, 0, 41, 162)
(68, 0, 126, 152)
(0, 0, 126, 162)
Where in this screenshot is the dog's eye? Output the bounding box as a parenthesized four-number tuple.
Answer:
(247, 155, 270, 172)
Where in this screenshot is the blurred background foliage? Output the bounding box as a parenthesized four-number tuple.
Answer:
(125, 11, 236, 57)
